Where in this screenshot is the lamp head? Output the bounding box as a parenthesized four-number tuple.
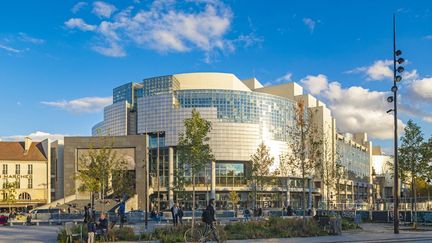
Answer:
(395, 76, 402, 82)
(391, 86, 398, 92)
(397, 57, 405, 64)
(387, 96, 394, 103)
(395, 50, 402, 56)
(397, 66, 405, 73)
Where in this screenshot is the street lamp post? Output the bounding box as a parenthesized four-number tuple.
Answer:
(427, 179, 431, 211)
(386, 14, 405, 234)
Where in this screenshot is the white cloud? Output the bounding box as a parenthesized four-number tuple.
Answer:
(275, 72, 292, 83)
(425, 35, 432, 40)
(41, 96, 112, 113)
(300, 74, 404, 140)
(92, 1, 117, 18)
(302, 18, 316, 33)
(18, 32, 45, 44)
(410, 77, 432, 101)
(0, 44, 22, 53)
(64, 0, 258, 59)
(347, 60, 393, 81)
(72, 2, 88, 14)
(0, 131, 70, 142)
(300, 74, 328, 95)
(65, 18, 97, 31)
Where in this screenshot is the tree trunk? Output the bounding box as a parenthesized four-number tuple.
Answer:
(192, 173, 196, 232)
(302, 174, 306, 219)
(414, 176, 418, 228)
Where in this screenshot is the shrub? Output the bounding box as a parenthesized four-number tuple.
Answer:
(107, 227, 138, 241)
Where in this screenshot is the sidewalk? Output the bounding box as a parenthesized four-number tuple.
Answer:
(229, 223, 432, 243)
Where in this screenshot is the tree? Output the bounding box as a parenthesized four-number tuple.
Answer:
(286, 100, 321, 218)
(1, 181, 17, 213)
(250, 142, 274, 210)
(177, 109, 214, 229)
(276, 153, 295, 209)
(228, 191, 240, 214)
(398, 120, 429, 227)
(76, 137, 129, 213)
(317, 131, 336, 210)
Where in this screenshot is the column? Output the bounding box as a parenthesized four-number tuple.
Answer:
(168, 147, 174, 207)
(308, 177, 313, 209)
(211, 161, 216, 199)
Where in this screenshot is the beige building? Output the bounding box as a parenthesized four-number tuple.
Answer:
(0, 138, 51, 211)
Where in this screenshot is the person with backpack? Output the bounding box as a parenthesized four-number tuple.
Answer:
(202, 199, 219, 242)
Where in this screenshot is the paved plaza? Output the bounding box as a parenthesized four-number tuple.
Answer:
(0, 223, 431, 242)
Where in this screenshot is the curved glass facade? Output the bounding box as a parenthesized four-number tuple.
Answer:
(175, 89, 296, 142)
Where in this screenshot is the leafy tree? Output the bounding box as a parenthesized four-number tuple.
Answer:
(398, 120, 429, 226)
(317, 132, 335, 210)
(276, 153, 295, 209)
(76, 137, 129, 212)
(250, 142, 274, 209)
(228, 191, 240, 214)
(177, 109, 214, 229)
(287, 100, 321, 218)
(1, 181, 17, 213)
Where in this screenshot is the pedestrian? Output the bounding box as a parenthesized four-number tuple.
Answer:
(243, 207, 250, 221)
(97, 213, 109, 240)
(170, 203, 178, 226)
(287, 205, 293, 216)
(87, 217, 96, 243)
(118, 201, 126, 228)
(202, 199, 219, 242)
(84, 206, 89, 223)
(67, 205, 71, 214)
(26, 214, 32, 226)
(177, 206, 184, 225)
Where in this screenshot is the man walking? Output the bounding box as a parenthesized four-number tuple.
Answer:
(170, 203, 178, 226)
(203, 199, 219, 242)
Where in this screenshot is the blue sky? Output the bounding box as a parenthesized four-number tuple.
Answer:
(1, 0, 431, 152)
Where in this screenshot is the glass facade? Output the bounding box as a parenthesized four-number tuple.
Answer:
(216, 162, 246, 186)
(337, 139, 370, 182)
(143, 75, 180, 97)
(176, 90, 295, 142)
(113, 82, 133, 104)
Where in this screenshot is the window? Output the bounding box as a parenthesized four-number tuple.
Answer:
(15, 178, 20, 189)
(2, 164, 7, 174)
(2, 192, 7, 200)
(15, 164, 20, 175)
(18, 192, 31, 200)
(2, 178, 7, 189)
(28, 164, 33, 175)
(28, 178, 33, 189)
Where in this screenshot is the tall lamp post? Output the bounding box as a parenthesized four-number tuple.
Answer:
(386, 14, 405, 234)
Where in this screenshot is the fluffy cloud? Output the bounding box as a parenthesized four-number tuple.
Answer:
(65, 18, 96, 31)
(41, 96, 112, 113)
(0, 131, 70, 142)
(72, 2, 88, 14)
(300, 74, 404, 139)
(92, 1, 117, 18)
(64, 0, 259, 59)
(347, 60, 393, 81)
(300, 74, 328, 95)
(302, 18, 316, 33)
(410, 77, 432, 101)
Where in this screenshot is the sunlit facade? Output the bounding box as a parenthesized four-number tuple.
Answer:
(92, 72, 373, 210)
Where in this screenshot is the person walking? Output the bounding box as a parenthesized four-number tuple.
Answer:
(170, 203, 179, 226)
(118, 201, 126, 228)
(177, 205, 184, 225)
(97, 213, 109, 240)
(87, 217, 96, 243)
(203, 199, 219, 242)
(287, 205, 293, 216)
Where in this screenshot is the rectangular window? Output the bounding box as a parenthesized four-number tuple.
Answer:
(2, 164, 7, 174)
(28, 178, 33, 189)
(16, 164, 20, 175)
(2, 178, 6, 189)
(15, 178, 20, 189)
(28, 164, 33, 175)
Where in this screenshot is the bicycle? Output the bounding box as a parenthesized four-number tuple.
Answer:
(184, 222, 226, 242)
